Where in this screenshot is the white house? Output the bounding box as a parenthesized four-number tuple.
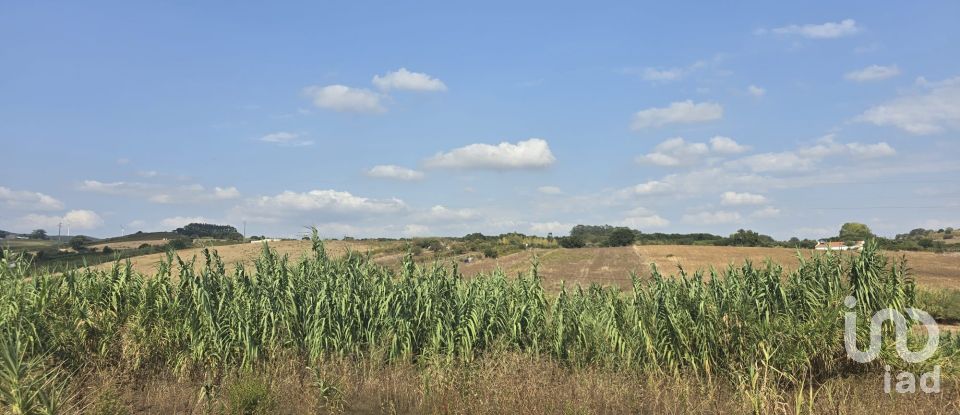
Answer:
(815, 240, 865, 251)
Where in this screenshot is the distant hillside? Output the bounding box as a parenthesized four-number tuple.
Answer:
(97, 231, 181, 244)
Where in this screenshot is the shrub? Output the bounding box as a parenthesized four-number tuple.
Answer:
(166, 238, 191, 250)
(101, 246, 113, 255)
(605, 228, 635, 247)
(138, 243, 151, 249)
(558, 235, 585, 248)
(482, 247, 498, 258)
(224, 376, 277, 415)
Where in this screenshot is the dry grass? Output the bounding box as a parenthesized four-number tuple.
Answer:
(87, 239, 169, 250)
(92, 240, 396, 275)
(93, 242, 960, 290)
(457, 245, 960, 290)
(71, 355, 960, 414)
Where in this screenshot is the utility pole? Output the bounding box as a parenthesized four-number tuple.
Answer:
(243, 221, 247, 239)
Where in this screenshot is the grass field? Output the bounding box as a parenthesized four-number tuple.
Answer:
(96, 241, 960, 290)
(5, 239, 959, 414)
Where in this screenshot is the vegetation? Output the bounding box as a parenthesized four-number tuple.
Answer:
(839, 222, 875, 241)
(605, 227, 635, 247)
(173, 223, 243, 241)
(0, 235, 955, 412)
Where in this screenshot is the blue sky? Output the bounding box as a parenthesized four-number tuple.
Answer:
(2, 1, 959, 239)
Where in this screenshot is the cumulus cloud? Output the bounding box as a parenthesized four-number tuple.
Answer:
(747, 85, 766, 97)
(303, 84, 384, 113)
(725, 136, 895, 173)
(720, 191, 768, 206)
(160, 216, 210, 229)
(17, 210, 104, 231)
(631, 100, 723, 130)
(0, 186, 63, 211)
(845, 65, 900, 82)
(681, 210, 742, 225)
(857, 76, 960, 134)
(416, 205, 480, 222)
(259, 132, 313, 146)
(751, 206, 781, 219)
(620, 207, 670, 229)
(710, 136, 750, 154)
(537, 186, 563, 195)
(237, 190, 406, 223)
(636, 137, 708, 166)
(424, 138, 556, 170)
(372, 68, 447, 92)
(366, 165, 425, 181)
(763, 19, 860, 39)
(528, 221, 574, 235)
(637, 136, 748, 167)
(402, 224, 431, 237)
(78, 180, 240, 204)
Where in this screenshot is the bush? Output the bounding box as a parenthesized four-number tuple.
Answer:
(101, 246, 113, 255)
(558, 235, 585, 249)
(606, 228, 636, 247)
(166, 238, 191, 250)
(224, 376, 277, 415)
(138, 243, 151, 249)
(482, 247, 498, 258)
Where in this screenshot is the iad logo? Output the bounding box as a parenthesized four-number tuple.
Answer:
(843, 295, 941, 393)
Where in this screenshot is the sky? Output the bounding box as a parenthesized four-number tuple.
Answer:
(2, 1, 959, 240)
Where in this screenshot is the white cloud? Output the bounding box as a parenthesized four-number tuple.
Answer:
(624, 180, 673, 195)
(417, 205, 480, 222)
(795, 135, 896, 159)
(160, 216, 210, 229)
(241, 190, 406, 219)
(640, 67, 686, 82)
(747, 85, 766, 97)
(79, 180, 240, 204)
(402, 224, 431, 237)
(858, 76, 960, 134)
(710, 136, 750, 154)
(751, 207, 781, 219)
(213, 187, 241, 199)
(681, 210, 742, 225)
(765, 19, 861, 39)
(631, 100, 723, 130)
(728, 151, 815, 173)
(528, 221, 574, 235)
(259, 132, 313, 146)
(620, 207, 670, 229)
(424, 138, 556, 170)
(637, 136, 748, 167)
(372, 68, 447, 92)
(303, 84, 384, 113)
(845, 65, 900, 82)
(636, 137, 708, 166)
(720, 191, 768, 206)
(17, 210, 104, 231)
(366, 165, 425, 181)
(0, 187, 63, 211)
(537, 186, 563, 195)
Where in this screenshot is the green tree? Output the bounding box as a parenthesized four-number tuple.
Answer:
(839, 222, 874, 241)
(29, 229, 48, 240)
(606, 227, 636, 247)
(558, 235, 585, 248)
(69, 236, 89, 251)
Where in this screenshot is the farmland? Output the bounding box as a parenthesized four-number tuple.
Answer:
(2, 237, 960, 413)
(96, 240, 960, 290)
